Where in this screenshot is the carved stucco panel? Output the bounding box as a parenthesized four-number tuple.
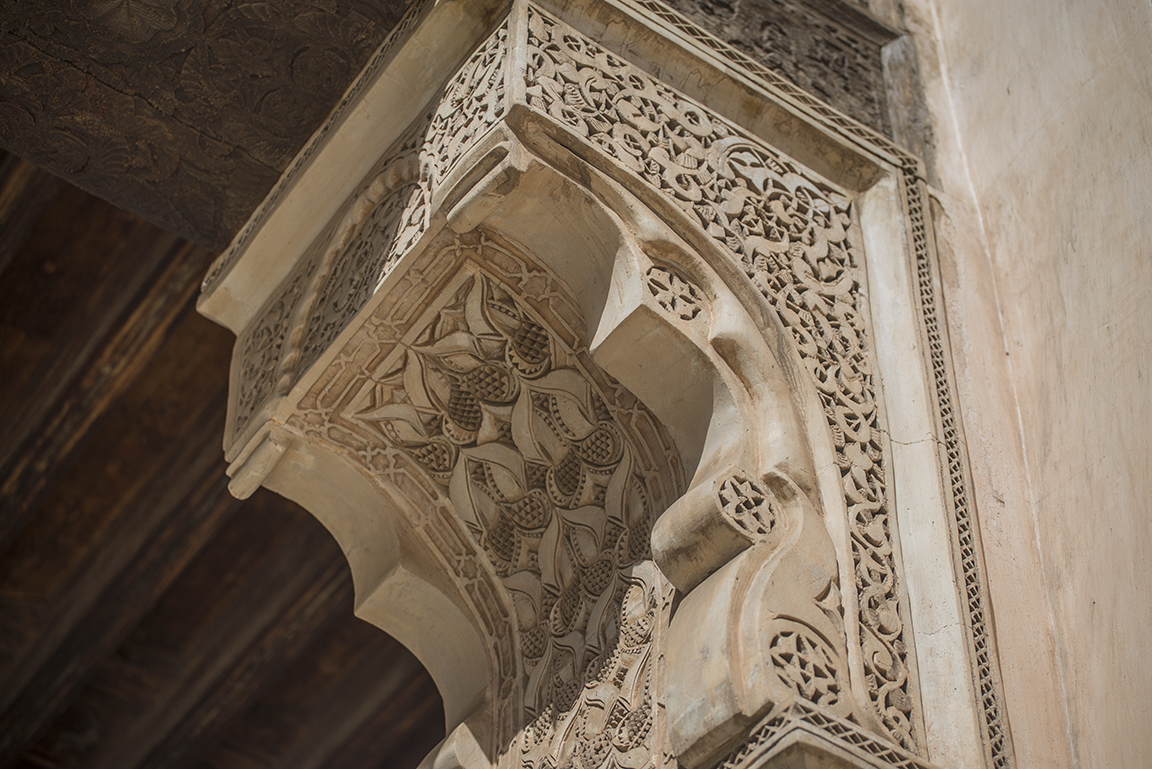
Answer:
(231, 19, 509, 441)
(523, 7, 915, 750)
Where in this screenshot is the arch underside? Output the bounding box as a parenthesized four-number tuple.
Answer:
(288, 232, 683, 767)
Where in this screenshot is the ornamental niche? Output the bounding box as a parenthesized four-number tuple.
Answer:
(199, 1, 1012, 769)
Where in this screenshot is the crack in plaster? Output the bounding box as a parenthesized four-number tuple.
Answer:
(920, 0, 1080, 766)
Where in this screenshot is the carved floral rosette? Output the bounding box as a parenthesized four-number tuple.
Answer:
(201, 2, 1004, 768)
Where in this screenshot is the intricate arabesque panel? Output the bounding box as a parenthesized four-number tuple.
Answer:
(233, 254, 319, 437)
(657, 0, 895, 137)
(300, 19, 508, 379)
(288, 234, 684, 768)
(525, 7, 915, 750)
(286, 234, 523, 745)
(363, 274, 669, 769)
(230, 20, 508, 441)
(565, 3, 1011, 763)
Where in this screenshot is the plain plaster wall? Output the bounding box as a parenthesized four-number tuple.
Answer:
(904, 0, 1152, 767)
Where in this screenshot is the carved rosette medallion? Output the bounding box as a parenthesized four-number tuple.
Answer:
(717, 475, 778, 540)
(768, 621, 845, 709)
(645, 265, 704, 321)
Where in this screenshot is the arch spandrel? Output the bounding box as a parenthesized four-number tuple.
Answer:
(201, 1, 1002, 768)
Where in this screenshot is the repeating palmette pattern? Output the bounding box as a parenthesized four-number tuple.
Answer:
(356, 273, 670, 769)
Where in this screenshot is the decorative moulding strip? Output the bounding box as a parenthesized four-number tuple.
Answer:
(718, 700, 938, 769)
(900, 174, 1012, 769)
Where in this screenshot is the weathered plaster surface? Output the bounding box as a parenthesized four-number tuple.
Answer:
(903, 0, 1152, 766)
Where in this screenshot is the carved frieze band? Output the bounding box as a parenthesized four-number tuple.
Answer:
(524, 7, 916, 750)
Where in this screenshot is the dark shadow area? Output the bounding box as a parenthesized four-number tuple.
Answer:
(0, 154, 444, 769)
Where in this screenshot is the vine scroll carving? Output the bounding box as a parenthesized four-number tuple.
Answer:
(288, 234, 684, 768)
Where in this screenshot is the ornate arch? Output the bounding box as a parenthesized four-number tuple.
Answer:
(201, 1, 1007, 768)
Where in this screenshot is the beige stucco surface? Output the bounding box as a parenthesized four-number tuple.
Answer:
(910, 0, 1152, 766)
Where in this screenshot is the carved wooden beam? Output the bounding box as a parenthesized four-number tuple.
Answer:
(0, 1, 416, 248)
(199, 1, 1011, 768)
(658, 0, 898, 136)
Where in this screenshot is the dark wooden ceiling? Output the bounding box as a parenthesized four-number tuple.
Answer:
(0, 153, 445, 769)
(0, 0, 416, 250)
